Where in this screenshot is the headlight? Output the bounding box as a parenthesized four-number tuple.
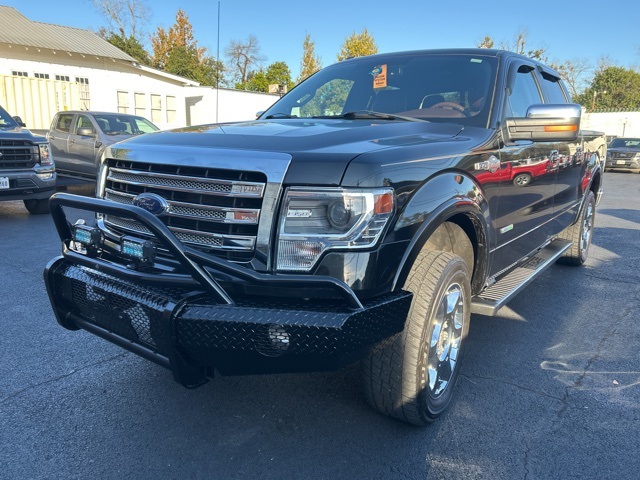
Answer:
(38, 143, 54, 166)
(276, 187, 394, 271)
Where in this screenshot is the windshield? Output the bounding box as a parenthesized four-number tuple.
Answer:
(263, 52, 498, 128)
(609, 138, 640, 149)
(94, 114, 159, 135)
(0, 106, 19, 129)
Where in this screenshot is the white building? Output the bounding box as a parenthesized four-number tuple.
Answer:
(0, 6, 277, 131)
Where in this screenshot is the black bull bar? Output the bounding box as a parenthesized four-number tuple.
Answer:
(44, 193, 412, 387)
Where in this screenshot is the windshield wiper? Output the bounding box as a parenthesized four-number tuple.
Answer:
(264, 113, 297, 119)
(342, 110, 426, 122)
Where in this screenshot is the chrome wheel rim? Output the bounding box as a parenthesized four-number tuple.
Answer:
(581, 202, 594, 252)
(427, 283, 464, 398)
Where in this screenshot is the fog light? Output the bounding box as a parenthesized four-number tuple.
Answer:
(71, 223, 102, 255)
(37, 172, 54, 180)
(121, 236, 156, 263)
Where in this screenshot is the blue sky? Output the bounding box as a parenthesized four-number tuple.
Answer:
(4, 0, 639, 80)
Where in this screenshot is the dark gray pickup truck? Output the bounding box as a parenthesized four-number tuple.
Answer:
(0, 105, 55, 214)
(44, 49, 606, 425)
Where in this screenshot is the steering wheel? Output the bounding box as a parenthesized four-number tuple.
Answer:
(431, 101, 466, 113)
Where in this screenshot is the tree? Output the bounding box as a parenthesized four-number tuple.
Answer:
(298, 34, 322, 83)
(92, 0, 150, 40)
(574, 66, 640, 111)
(240, 61, 294, 93)
(549, 57, 592, 99)
(337, 28, 378, 61)
(150, 9, 224, 86)
(103, 30, 151, 65)
(477, 29, 548, 62)
(224, 35, 267, 85)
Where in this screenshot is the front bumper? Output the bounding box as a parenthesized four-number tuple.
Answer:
(0, 169, 56, 201)
(605, 157, 640, 172)
(44, 193, 412, 387)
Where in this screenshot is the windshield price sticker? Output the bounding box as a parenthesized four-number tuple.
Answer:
(372, 65, 388, 89)
(0, 177, 9, 189)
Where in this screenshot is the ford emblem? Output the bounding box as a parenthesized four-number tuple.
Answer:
(132, 193, 169, 216)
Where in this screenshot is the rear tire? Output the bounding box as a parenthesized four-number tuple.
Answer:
(23, 198, 50, 215)
(557, 191, 595, 266)
(513, 173, 532, 187)
(362, 250, 471, 425)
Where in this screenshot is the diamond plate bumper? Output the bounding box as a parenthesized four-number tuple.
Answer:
(45, 257, 412, 386)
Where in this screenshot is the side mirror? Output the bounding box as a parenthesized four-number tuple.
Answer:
(77, 127, 95, 137)
(256, 111, 264, 119)
(12, 116, 26, 127)
(503, 104, 581, 143)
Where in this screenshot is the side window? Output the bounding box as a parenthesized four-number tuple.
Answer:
(539, 72, 568, 104)
(74, 115, 95, 134)
(55, 114, 74, 133)
(504, 66, 542, 118)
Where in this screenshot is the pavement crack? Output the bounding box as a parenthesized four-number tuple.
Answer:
(460, 373, 565, 403)
(555, 303, 635, 421)
(523, 439, 531, 480)
(0, 352, 128, 404)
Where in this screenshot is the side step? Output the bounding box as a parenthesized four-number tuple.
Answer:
(471, 238, 572, 316)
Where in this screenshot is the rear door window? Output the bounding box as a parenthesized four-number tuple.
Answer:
(539, 72, 568, 104)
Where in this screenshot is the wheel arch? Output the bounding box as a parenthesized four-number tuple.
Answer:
(390, 172, 490, 295)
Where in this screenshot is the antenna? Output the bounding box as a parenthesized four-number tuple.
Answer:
(216, 0, 221, 123)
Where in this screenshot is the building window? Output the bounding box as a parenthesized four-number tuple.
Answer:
(35, 73, 50, 79)
(55, 75, 70, 82)
(134, 92, 146, 117)
(76, 77, 91, 110)
(151, 94, 162, 124)
(12, 71, 28, 77)
(166, 95, 176, 123)
(117, 91, 129, 113)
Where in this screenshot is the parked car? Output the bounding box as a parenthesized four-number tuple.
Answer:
(605, 137, 640, 173)
(0, 104, 55, 214)
(47, 111, 159, 179)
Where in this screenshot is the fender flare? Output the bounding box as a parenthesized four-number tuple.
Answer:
(389, 171, 491, 294)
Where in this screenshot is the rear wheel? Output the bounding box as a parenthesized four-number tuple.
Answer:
(23, 198, 50, 215)
(513, 173, 532, 187)
(558, 191, 595, 266)
(362, 250, 471, 425)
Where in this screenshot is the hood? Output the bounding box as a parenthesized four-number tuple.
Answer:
(113, 119, 473, 185)
(0, 125, 46, 142)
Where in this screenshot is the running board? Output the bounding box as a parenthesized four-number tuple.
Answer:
(471, 238, 572, 316)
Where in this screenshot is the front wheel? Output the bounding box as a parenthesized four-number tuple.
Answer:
(23, 198, 50, 215)
(557, 191, 596, 266)
(362, 250, 471, 425)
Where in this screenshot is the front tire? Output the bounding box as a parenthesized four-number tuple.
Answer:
(558, 191, 596, 266)
(23, 198, 50, 214)
(362, 250, 471, 425)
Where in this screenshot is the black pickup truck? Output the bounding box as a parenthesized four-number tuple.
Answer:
(44, 49, 605, 425)
(0, 105, 55, 213)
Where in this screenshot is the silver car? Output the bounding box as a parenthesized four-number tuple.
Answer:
(47, 111, 159, 179)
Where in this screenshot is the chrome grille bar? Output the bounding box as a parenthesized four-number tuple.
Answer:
(107, 167, 265, 197)
(104, 189, 260, 224)
(103, 215, 256, 251)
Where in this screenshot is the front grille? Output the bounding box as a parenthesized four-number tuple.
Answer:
(103, 159, 267, 259)
(0, 140, 39, 169)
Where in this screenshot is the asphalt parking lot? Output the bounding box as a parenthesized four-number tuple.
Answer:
(1, 173, 639, 480)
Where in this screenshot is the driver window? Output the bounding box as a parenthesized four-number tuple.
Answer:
(75, 115, 95, 134)
(504, 66, 542, 118)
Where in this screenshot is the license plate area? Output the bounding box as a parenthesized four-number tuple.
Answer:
(0, 177, 9, 189)
(616, 160, 628, 165)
